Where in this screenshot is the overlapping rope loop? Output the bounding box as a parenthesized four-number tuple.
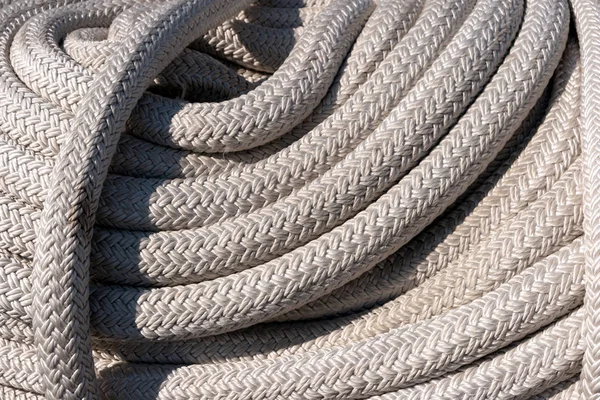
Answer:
(1, 0, 600, 398)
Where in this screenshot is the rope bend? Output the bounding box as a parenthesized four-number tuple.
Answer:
(0, 0, 599, 398)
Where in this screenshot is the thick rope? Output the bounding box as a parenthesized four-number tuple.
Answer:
(0, 0, 599, 398)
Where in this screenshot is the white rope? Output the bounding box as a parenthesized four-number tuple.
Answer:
(0, 0, 599, 398)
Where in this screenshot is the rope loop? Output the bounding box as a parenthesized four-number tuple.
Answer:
(0, 0, 599, 398)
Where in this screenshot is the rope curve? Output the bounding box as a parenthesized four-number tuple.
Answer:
(0, 0, 599, 398)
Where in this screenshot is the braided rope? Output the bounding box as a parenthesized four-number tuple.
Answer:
(574, 0, 600, 397)
(0, 0, 600, 398)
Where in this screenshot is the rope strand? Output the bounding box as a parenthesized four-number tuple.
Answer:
(0, 0, 599, 398)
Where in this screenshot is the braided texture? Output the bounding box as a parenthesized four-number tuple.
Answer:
(0, 0, 599, 398)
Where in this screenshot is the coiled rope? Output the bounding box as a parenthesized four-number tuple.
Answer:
(0, 0, 598, 398)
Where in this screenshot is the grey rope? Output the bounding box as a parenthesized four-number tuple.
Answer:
(0, 0, 599, 398)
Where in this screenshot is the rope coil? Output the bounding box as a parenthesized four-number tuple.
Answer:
(0, 0, 598, 398)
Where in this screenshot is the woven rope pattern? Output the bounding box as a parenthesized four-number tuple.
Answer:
(0, 0, 598, 398)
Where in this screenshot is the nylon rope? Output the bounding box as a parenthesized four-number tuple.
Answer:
(0, 0, 598, 398)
